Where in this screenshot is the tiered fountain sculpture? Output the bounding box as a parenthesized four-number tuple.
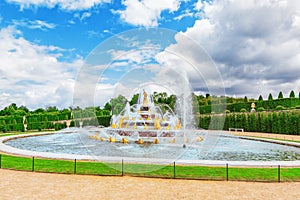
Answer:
(91, 89, 185, 144)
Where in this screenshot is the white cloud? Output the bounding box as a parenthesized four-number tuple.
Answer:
(108, 48, 159, 65)
(12, 19, 56, 31)
(159, 0, 300, 98)
(194, 0, 204, 11)
(74, 12, 92, 22)
(0, 26, 82, 110)
(115, 0, 181, 27)
(173, 9, 194, 21)
(6, 0, 111, 11)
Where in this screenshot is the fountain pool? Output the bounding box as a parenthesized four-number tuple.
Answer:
(4, 127, 300, 163)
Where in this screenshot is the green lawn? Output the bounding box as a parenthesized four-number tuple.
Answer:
(1, 154, 300, 182)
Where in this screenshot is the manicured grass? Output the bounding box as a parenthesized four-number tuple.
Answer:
(0, 130, 55, 137)
(34, 158, 75, 174)
(228, 167, 278, 182)
(1, 154, 300, 182)
(281, 167, 300, 181)
(76, 161, 121, 176)
(1, 154, 33, 171)
(175, 165, 226, 180)
(124, 163, 174, 178)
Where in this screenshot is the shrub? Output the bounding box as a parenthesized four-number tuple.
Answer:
(225, 110, 230, 113)
(275, 105, 285, 110)
(257, 107, 265, 112)
(240, 108, 247, 112)
(295, 105, 300, 109)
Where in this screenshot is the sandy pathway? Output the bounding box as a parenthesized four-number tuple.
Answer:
(0, 169, 299, 200)
(229, 131, 300, 141)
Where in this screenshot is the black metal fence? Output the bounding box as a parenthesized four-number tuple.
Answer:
(0, 154, 299, 182)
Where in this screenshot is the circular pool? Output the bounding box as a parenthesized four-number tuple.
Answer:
(3, 128, 300, 165)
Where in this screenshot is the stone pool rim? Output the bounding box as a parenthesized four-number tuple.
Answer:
(1, 130, 300, 167)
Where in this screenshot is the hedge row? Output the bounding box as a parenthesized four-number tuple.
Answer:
(26, 112, 71, 123)
(198, 98, 300, 114)
(0, 124, 24, 132)
(0, 116, 24, 125)
(0, 115, 111, 133)
(198, 110, 300, 135)
(73, 116, 111, 127)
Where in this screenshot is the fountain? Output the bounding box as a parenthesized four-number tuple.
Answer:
(90, 89, 188, 145)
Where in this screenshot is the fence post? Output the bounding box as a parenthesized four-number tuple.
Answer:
(226, 163, 229, 181)
(122, 159, 124, 176)
(74, 159, 77, 174)
(278, 165, 280, 183)
(32, 156, 35, 172)
(173, 161, 176, 179)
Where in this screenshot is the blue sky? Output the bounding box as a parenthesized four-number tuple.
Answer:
(0, 0, 197, 61)
(0, 0, 300, 110)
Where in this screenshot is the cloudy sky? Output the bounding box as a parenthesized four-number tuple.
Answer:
(0, 0, 299, 110)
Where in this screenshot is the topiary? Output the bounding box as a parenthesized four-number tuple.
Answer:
(275, 105, 285, 110)
(257, 107, 265, 112)
(240, 108, 247, 112)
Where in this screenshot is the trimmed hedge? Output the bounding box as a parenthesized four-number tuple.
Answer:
(198, 110, 300, 135)
(198, 98, 300, 114)
(0, 111, 111, 132)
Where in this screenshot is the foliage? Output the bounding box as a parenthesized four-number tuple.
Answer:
(129, 94, 139, 106)
(199, 97, 300, 114)
(257, 107, 265, 112)
(199, 110, 300, 135)
(290, 90, 295, 98)
(276, 105, 285, 110)
(240, 108, 247, 112)
(110, 95, 128, 115)
(278, 91, 284, 99)
(268, 93, 273, 101)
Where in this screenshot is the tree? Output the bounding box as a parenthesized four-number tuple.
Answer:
(130, 94, 139, 105)
(110, 95, 127, 115)
(244, 96, 248, 102)
(278, 91, 283, 99)
(46, 106, 58, 112)
(33, 108, 45, 114)
(103, 102, 111, 111)
(168, 94, 176, 110)
(258, 95, 263, 101)
(289, 90, 295, 98)
(268, 93, 273, 101)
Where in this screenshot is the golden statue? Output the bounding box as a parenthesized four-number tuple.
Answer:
(143, 90, 148, 106)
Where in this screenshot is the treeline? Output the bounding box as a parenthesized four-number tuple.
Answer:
(198, 110, 300, 135)
(1, 90, 299, 133)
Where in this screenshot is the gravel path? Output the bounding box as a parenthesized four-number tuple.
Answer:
(1, 169, 299, 200)
(231, 131, 300, 141)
